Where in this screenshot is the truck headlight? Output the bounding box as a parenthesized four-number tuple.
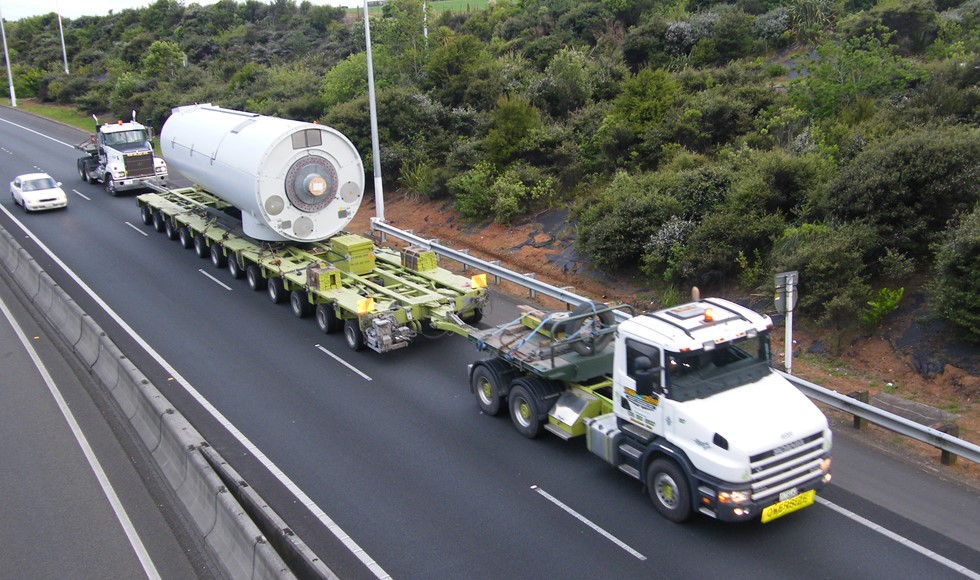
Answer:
(718, 490, 750, 504)
(820, 457, 832, 473)
(114, 170, 126, 179)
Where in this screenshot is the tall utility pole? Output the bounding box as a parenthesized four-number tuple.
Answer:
(362, 0, 384, 222)
(0, 3, 16, 107)
(56, 0, 69, 74)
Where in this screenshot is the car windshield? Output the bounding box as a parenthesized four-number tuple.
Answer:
(24, 177, 56, 191)
(665, 332, 772, 402)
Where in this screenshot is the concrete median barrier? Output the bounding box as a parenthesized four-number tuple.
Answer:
(12, 247, 40, 299)
(0, 222, 298, 579)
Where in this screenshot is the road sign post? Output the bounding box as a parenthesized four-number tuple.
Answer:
(775, 271, 799, 374)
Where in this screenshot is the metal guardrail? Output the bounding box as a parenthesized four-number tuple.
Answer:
(779, 371, 980, 464)
(372, 219, 980, 465)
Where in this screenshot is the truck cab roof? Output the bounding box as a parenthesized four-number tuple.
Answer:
(621, 298, 772, 353)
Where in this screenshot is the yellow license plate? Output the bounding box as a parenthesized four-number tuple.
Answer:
(761, 489, 816, 523)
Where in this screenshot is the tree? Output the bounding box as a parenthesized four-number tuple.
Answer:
(483, 94, 543, 167)
(142, 40, 184, 80)
(930, 205, 980, 343)
(789, 28, 921, 119)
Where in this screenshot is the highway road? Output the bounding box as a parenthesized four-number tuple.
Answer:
(1, 105, 978, 579)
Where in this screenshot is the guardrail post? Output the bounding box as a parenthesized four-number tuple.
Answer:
(525, 273, 537, 299)
(848, 390, 869, 429)
(459, 249, 470, 271)
(940, 423, 960, 465)
(490, 260, 501, 285)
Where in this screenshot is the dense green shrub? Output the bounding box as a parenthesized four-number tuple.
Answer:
(770, 223, 876, 325)
(824, 126, 980, 261)
(577, 171, 685, 270)
(930, 205, 980, 342)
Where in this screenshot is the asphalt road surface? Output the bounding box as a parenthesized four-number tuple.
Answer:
(1, 105, 978, 579)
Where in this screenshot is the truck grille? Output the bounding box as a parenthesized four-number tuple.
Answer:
(749, 432, 826, 502)
(124, 151, 155, 177)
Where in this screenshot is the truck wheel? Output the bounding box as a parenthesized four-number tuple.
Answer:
(139, 204, 153, 226)
(565, 302, 615, 356)
(228, 255, 244, 279)
(290, 291, 314, 318)
(246, 265, 266, 291)
(647, 459, 692, 523)
(151, 210, 166, 232)
(344, 319, 365, 351)
(164, 218, 179, 240)
(77, 162, 86, 182)
(508, 382, 542, 438)
(193, 234, 209, 258)
(471, 361, 507, 416)
(105, 175, 118, 196)
(315, 304, 341, 334)
(210, 243, 228, 268)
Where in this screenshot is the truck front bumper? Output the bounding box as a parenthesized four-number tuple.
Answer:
(702, 468, 831, 523)
(115, 175, 166, 191)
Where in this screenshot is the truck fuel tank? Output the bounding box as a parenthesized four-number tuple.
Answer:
(160, 104, 364, 242)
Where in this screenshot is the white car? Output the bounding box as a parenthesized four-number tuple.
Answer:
(10, 173, 68, 212)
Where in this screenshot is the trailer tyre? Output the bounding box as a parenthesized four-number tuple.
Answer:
(315, 304, 341, 334)
(139, 204, 153, 226)
(647, 459, 692, 523)
(178, 227, 193, 249)
(151, 210, 166, 232)
(268, 278, 287, 304)
(344, 319, 365, 351)
(210, 243, 228, 268)
(164, 218, 179, 240)
(565, 302, 615, 356)
(471, 361, 508, 416)
(508, 382, 542, 439)
(228, 255, 244, 279)
(290, 291, 314, 318)
(246, 265, 266, 291)
(193, 234, 209, 258)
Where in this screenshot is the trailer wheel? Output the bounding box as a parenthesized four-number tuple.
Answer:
(210, 243, 228, 268)
(647, 459, 692, 523)
(228, 255, 244, 279)
(508, 382, 542, 438)
(344, 319, 365, 351)
(193, 234, 209, 258)
(267, 277, 287, 304)
(290, 291, 314, 318)
(164, 218, 179, 240)
(471, 361, 508, 416)
(178, 227, 193, 249)
(565, 302, 615, 356)
(315, 304, 341, 334)
(139, 204, 153, 226)
(246, 265, 266, 291)
(105, 175, 118, 196)
(151, 210, 166, 233)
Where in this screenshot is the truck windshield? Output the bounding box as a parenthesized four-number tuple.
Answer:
(104, 129, 148, 148)
(665, 332, 772, 402)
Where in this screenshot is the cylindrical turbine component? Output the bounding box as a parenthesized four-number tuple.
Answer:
(161, 104, 364, 242)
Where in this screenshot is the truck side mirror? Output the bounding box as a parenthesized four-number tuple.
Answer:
(633, 355, 661, 397)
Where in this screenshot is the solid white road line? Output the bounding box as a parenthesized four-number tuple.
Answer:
(0, 293, 161, 580)
(817, 496, 980, 579)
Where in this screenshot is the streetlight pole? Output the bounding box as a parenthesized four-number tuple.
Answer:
(0, 2, 16, 107)
(56, 0, 69, 74)
(362, 0, 384, 222)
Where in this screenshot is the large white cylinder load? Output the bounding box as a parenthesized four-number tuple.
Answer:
(161, 104, 364, 242)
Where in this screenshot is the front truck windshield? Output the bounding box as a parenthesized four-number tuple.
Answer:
(665, 333, 772, 402)
(104, 129, 148, 148)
